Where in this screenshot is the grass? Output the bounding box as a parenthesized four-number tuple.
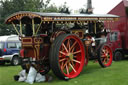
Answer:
(0, 60, 128, 85)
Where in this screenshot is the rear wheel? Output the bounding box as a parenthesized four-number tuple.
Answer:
(114, 51, 123, 61)
(50, 34, 85, 80)
(97, 44, 113, 68)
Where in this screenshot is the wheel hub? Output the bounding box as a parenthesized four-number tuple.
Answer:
(66, 53, 74, 60)
(105, 53, 108, 57)
(69, 53, 73, 60)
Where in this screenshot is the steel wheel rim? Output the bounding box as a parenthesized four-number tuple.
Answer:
(100, 45, 112, 67)
(58, 35, 85, 78)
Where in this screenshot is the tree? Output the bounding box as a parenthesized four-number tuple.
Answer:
(41, 0, 51, 11)
(0, 5, 2, 19)
(41, 3, 58, 12)
(0, 0, 44, 17)
(0, 0, 71, 36)
(0, 0, 51, 35)
(23, 0, 42, 11)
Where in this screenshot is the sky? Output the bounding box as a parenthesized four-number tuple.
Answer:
(50, 0, 122, 14)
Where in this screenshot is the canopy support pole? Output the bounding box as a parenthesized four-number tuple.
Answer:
(52, 22, 54, 32)
(36, 20, 43, 34)
(12, 22, 20, 35)
(20, 20, 22, 36)
(94, 21, 96, 34)
(32, 19, 35, 36)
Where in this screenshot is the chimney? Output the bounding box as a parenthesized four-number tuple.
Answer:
(86, 0, 93, 14)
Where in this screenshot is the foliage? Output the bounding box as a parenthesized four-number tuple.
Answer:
(0, 0, 46, 17)
(41, 3, 58, 12)
(41, 2, 71, 13)
(0, 0, 44, 35)
(0, 0, 51, 36)
(0, 0, 71, 36)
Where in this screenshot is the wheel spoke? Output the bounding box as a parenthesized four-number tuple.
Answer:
(69, 40, 71, 52)
(61, 45, 65, 51)
(102, 49, 105, 54)
(60, 62, 64, 70)
(106, 54, 110, 60)
(71, 47, 75, 53)
(104, 58, 107, 63)
(69, 63, 76, 72)
(105, 58, 109, 63)
(59, 55, 62, 57)
(102, 57, 106, 63)
(107, 54, 110, 58)
(70, 41, 77, 51)
(101, 55, 106, 58)
(59, 58, 67, 62)
(62, 61, 68, 70)
(105, 49, 109, 54)
(72, 59, 81, 64)
(73, 50, 81, 55)
(66, 63, 69, 75)
(70, 60, 75, 67)
(62, 43, 68, 53)
(102, 56, 109, 64)
(73, 56, 77, 58)
(67, 39, 71, 52)
(59, 51, 66, 56)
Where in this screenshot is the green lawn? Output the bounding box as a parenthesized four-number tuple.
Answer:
(0, 60, 128, 85)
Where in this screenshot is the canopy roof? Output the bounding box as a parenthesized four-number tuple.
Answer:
(5, 11, 119, 24)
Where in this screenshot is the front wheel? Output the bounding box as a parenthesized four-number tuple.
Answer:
(97, 44, 113, 68)
(49, 34, 85, 80)
(11, 56, 20, 66)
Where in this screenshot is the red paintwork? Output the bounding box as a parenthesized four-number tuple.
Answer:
(3, 48, 7, 52)
(0, 58, 3, 60)
(106, 30, 122, 52)
(108, 0, 128, 50)
(20, 49, 24, 58)
(21, 37, 44, 60)
(22, 39, 32, 42)
(39, 45, 50, 60)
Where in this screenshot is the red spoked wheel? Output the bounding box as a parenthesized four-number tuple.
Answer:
(97, 44, 113, 68)
(50, 34, 85, 80)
